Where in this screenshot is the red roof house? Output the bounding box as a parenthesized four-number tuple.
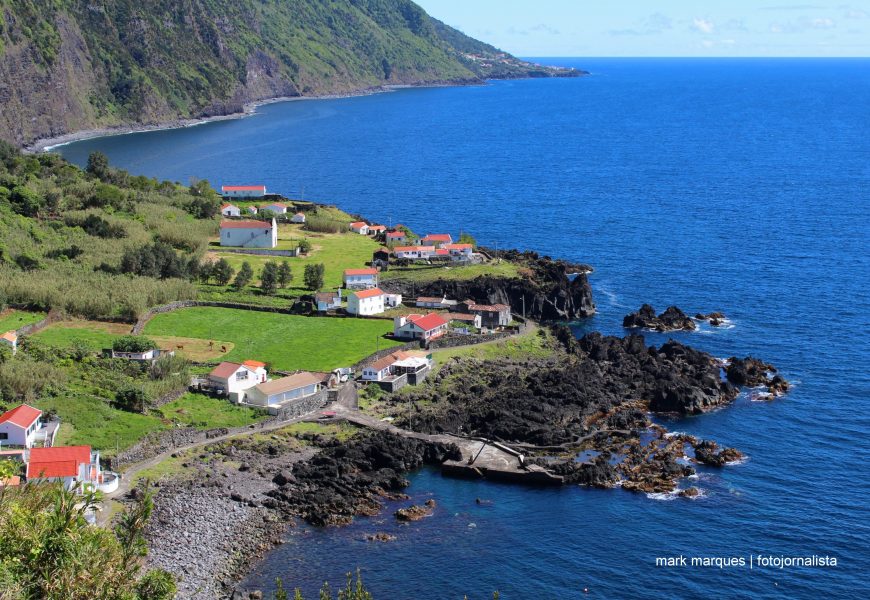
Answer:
(0, 404, 42, 448)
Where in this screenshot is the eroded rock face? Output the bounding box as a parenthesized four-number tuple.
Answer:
(623, 304, 696, 332)
(381, 252, 595, 321)
(693, 440, 744, 467)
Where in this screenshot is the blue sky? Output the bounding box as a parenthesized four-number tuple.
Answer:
(415, 1, 870, 56)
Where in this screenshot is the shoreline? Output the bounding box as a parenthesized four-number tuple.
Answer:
(26, 80, 486, 154)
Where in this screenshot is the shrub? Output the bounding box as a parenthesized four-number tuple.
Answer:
(304, 263, 325, 291)
(112, 335, 156, 353)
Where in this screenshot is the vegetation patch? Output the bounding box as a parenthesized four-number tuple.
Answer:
(0, 307, 45, 331)
(158, 393, 267, 429)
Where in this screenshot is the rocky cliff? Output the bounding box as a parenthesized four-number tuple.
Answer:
(381, 251, 596, 321)
(0, 0, 584, 147)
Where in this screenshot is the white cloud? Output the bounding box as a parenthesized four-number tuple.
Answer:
(844, 9, 868, 19)
(811, 17, 836, 28)
(701, 39, 715, 48)
(692, 17, 716, 33)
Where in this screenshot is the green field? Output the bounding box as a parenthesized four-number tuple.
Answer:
(159, 393, 268, 428)
(0, 309, 46, 332)
(32, 321, 126, 350)
(144, 307, 402, 371)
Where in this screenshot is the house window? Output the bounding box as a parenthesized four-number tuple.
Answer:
(236, 371, 249, 381)
(0, 433, 7, 440)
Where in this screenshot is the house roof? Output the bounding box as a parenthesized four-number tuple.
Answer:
(367, 350, 421, 372)
(344, 268, 378, 276)
(0, 331, 17, 342)
(264, 202, 288, 209)
(0, 404, 41, 429)
(222, 185, 266, 192)
(408, 313, 448, 332)
(386, 231, 405, 238)
(416, 297, 445, 303)
(255, 372, 322, 396)
(209, 361, 243, 379)
(468, 303, 511, 313)
(27, 446, 91, 479)
(435, 249, 450, 256)
(349, 221, 368, 228)
(445, 243, 473, 250)
(293, 212, 305, 217)
(221, 203, 238, 209)
(394, 245, 435, 252)
(315, 291, 339, 302)
(422, 234, 452, 242)
(368, 225, 386, 231)
(220, 220, 272, 229)
(242, 360, 267, 369)
(353, 288, 385, 300)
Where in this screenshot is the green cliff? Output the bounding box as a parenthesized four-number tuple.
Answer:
(0, 0, 582, 147)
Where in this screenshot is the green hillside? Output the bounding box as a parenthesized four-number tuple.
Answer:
(0, 0, 582, 147)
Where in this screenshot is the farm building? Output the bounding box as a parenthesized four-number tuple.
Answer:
(463, 302, 512, 328)
(220, 218, 278, 248)
(291, 212, 306, 223)
(315, 290, 342, 312)
(0, 331, 17, 355)
(385, 231, 407, 244)
(221, 203, 241, 217)
(222, 185, 267, 198)
(262, 202, 288, 214)
(349, 221, 370, 235)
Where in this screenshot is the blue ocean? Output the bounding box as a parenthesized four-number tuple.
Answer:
(58, 59, 870, 599)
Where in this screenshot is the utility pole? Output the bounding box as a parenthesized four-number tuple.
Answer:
(522, 295, 526, 320)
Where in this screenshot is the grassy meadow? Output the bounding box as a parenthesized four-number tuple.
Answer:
(144, 307, 402, 371)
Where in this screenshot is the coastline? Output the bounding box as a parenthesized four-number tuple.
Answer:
(26, 80, 487, 154)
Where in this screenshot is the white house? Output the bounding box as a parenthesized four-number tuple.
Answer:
(208, 360, 268, 395)
(291, 212, 306, 224)
(466, 303, 512, 328)
(368, 225, 386, 236)
(348, 288, 386, 316)
(361, 353, 401, 382)
(26, 446, 117, 493)
(262, 202, 288, 215)
(361, 350, 430, 382)
(444, 243, 473, 260)
(315, 290, 342, 312)
(416, 296, 450, 309)
(244, 372, 322, 408)
(343, 268, 379, 289)
(393, 313, 449, 341)
(385, 231, 407, 245)
(0, 331, 17, 355)
(420, 234, 453, 247)
(220, 218, 278, 248)
(247, 206, 258, 215)
(393, 245, 435, 260)
(384, 292, 403, 308)
(0, 404, 41, 448)
(222, 185, 267, 198)
(110, 348, 169, 361)
(221, 203, 241, 217)
(349, 221, 369, 235)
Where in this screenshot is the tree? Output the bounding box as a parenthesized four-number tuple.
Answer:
(260, 261, 279, 295)
(458, 232, 477, 246)
(115, 482, 155, 566)
(233, 261, 253, 289)
(198, 261, 213, 283)
(115, 386, 148, 413)
(298, 239, 312, 254)
(86, 151, 110, 180)
(276, 261, 293, 288)
(113, 335, 156, 353)
(304, 263, 325, 291)
(213, 258, 234, 285)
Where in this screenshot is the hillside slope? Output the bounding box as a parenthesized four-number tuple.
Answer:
(0, 0, 582, 147)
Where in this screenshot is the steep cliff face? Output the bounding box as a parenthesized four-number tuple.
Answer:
(0, 0, 584, 147)
(381, 254, 596, 321)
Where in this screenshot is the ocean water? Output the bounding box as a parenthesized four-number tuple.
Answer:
(59, 59, 870, 599)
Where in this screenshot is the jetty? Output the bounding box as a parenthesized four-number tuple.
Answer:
(332, 409, 563, 486)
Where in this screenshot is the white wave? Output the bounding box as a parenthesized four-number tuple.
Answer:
(646, 490, 680, 501)
(725, 456, 749, 466)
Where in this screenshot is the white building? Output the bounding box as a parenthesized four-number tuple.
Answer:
(420, 234, 453, 247)
(221, 203, 241, 217)
(220, 218, 278, 248)
(208, 360, 268, 395)
(0, 331, 17, 355)
(262, 202, 288, 215)
(349, 221, 370, 235)
(393, 313, 449, 341)
(384, 292, 403, 308)
(385, 231, 407, 245)
(444, 243, 473, 260)
(247, 206, 258, 215)
(368, 225, 386, 236)
(0, 404, 41, 448)
(343, 268, 379, 289)
(245, 372, 322, 409)
(291, 212, 306, 223)
(26, 446, 117, 493)
(361, 350, 432, 382)
(222, 185, 267, 198)
(315, 290, 342, 312)
(348, 288, 386, 316)
(393, 245, 435, 260)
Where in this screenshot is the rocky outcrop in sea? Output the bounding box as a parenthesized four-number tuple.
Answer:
(623, 304, 696, 332)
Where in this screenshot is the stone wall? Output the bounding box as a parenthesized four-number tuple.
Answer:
(215, 248, 299, 258)
(273, 389, 329, 419)
(426, 331, 515, 350)
(13, 308, 64, 336)
(108, 426, 231, 470)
